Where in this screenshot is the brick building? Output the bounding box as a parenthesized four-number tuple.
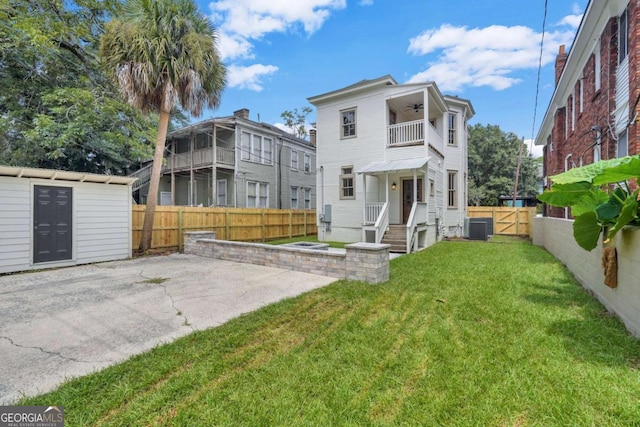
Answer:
(535, 0, 639, 218)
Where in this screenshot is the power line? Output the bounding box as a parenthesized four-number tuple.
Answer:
(530, 0, 549, 152)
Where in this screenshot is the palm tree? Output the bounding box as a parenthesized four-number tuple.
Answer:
(100, 0, 226, 251)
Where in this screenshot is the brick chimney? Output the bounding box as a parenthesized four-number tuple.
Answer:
(233, 108, 250, 120)
(555, 45, 568, 85)
(309, 129, 317, 146)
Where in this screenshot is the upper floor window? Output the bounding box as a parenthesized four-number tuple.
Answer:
(341, 108, 356, 138)
(241, 131, 272, 165)
(594, 39, 601, 91)
(448, 113, 457, 146)
(619, 6, 629, 64)
(304, 153, 311, 173)
(340, 166, 355, 199)
(291, 148, 298, 170)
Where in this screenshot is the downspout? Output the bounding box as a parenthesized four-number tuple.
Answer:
(564, 153, 572, 219)
(277, 138, 283, 209)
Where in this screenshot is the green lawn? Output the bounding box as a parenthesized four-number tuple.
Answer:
(22, 237, 640, 426)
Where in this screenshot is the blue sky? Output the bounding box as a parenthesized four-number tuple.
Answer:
(195, 0, 587, 157)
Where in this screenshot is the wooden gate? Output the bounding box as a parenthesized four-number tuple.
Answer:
(467, 207, 536, 237)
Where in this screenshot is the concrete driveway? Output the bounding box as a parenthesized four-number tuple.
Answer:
(0, 253, 336, 404)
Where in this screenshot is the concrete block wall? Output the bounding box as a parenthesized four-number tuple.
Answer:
(184, 232, 390, 284)
(533, 217, 640, 336)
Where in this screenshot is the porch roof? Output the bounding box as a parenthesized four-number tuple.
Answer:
(356, 157, 430, 174)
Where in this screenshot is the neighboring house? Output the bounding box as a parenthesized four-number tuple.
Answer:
(0, 166, 136, 274)
(132, 109, 316, 210)
(308, 75, 474, 253)
(535, 0, 638, 218)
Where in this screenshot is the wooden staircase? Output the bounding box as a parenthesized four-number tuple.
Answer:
(381, 225, 407, 253)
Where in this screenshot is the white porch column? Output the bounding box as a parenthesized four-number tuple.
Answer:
(385, 172, 389, 203)
(413, 169, 417, 203)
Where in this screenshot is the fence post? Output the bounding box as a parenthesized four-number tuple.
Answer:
(304, 211, 307, 236)
(262, 210, 266, 242)
(178, 209, 183, 251)
(289, 210, 293, 238)
(225, 210, 230, 240)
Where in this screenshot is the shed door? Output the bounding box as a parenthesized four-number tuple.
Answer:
(34, 185, 72, 263)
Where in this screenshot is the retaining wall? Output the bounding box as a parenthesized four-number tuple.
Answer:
(533, 217, 640, 336)
(184, 232, 390, 284)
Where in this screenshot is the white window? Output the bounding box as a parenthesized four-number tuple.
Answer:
(259, 183, 268, 207)
(216, 179, 227, 206)
(247, 181, 269, 208)
(617, 130, 628, 158)
(252, 135, 262, 162)
(448, 113, 457, 145)
(619, 6, 629, 64)
(304, 188, 311, 209)
(341, 108, 356, 138)
(241, 131, 251, 161)
(447, 171, 457, 208)
(571, 94, 575, 132)
(263, 138, 272, 164)
(304, 153, 311, 173)
(340, 166, 355, 199)
(240, 131, 272, 165)
(291, 186, 298, 209)
(595, 39, 601, 91)
(291, 149, 298, 170)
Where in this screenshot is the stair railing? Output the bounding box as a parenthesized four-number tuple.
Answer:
(406, 202, 427, 253)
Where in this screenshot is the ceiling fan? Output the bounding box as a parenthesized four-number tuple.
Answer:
(405, 103, 424, 112)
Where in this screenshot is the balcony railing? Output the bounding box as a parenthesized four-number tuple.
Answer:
(387, 120, 424, 147)
(168, 147, 235, 170)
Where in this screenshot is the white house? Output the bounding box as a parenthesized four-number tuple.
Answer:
(0, 166, 136, 274)
(308, 75, 474, 252)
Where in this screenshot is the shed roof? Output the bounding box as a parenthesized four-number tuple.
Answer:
(356, 158, 430, 174)
(0, 166, 137, 185)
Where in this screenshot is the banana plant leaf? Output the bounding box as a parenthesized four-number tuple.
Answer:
(549, 155, 640, 185)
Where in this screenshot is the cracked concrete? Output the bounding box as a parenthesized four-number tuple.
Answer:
(0, 253, 336, 404)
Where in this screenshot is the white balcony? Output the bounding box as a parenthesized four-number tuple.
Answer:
(387, 120, 424, 147)
(167, 147, 235, 171)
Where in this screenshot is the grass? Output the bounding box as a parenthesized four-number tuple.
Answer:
(21, 237, 640, 426)
(265, 234, 350, 248)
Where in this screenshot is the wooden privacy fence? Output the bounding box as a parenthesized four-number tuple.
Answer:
(467, 206, 536, 237)
(133, 206, 317, 250)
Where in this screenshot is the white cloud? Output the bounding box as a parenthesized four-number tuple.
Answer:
(407, 20, 577, 92)
(526, 139, 544, 158)
(210, 0, 346, 61)
(359, 0, 374, 5)
(227, 64, 279, 91)
(209, 0, 345, 91)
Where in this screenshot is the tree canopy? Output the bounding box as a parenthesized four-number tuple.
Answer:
(100, 0, 226, 251)
(467, 124, 539, 206)
(0, 0, 158, 174)
(280, 107, 313, 139)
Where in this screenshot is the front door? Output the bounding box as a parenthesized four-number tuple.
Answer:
(34, 185, 72, 263)
(402, 178, 423, 224)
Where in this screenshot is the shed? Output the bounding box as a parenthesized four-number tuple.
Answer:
(0, 166, 136, 274)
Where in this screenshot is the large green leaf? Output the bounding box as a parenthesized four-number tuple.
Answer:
(606, 189, 639, 242)
(538, 181, 608, 210)
(595, 188, 626, 223)
(549, 155, 640, 185)
(572, 212, 602, 251)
